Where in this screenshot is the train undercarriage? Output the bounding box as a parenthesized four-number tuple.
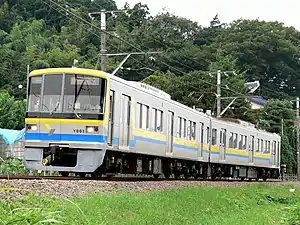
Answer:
(44, 149, 280, 181)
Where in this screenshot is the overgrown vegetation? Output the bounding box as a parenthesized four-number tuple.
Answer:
(0, 157, 29, 175)
(1, 184, 300, 224)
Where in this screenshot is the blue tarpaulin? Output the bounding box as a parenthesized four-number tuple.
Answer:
(0, 128, 25, 144)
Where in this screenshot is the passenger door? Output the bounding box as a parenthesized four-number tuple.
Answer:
(120, 94, 131, 148)
(272, 141, 277, 166)
(249, 135, 254, 164)
(219, 128, 226, 160)
(197, 122, 204, 160)
(108, 90, 115, 145)
(166, 111, 174, 154)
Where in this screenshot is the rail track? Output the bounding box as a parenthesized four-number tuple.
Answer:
(0, 174, 283, 182)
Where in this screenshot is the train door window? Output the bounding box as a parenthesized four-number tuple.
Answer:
(261, 139, 264, 152)
(200, 123, 204, 145)
(177, 117, 181, 137)
(243, 136, 247, 150)
(257, 138, 260, 152)
(187, 121, 191, 139)
(191, 121, 196, 140)
(212, 128, 217, 145)
(229, 132, 233, 148)
(206, 127, 210, 144)
(272, 141, 276, 155)
(238, 135, 243, 149)
(267, 141, 270, 153)
(183, 118, 187, 138)
(108, 90, 115, 145)
(153, 109, 163, 132)
(250, 136, 254, 151)
(179, 117, 187, 138)
(137, 103, 142, 128)
(221, 129, 226, 147)
(142, 105, 149, 130)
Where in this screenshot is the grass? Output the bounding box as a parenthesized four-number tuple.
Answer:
(1, 184, 300, 225)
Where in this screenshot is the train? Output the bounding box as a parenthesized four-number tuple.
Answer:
(24, 67, 281, 180)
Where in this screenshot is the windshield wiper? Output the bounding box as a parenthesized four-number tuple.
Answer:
(49, 101, 60, 115)
(72, 75, 86, 119)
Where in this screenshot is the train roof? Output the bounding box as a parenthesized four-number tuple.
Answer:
(105, 71, 280, 137)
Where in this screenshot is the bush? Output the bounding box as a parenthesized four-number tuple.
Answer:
(0, 157, 29, 175)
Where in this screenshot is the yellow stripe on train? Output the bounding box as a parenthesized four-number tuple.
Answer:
(133, 128, 166, 142)
(25, 118, 107, 125)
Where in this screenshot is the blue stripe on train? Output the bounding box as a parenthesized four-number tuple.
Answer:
(25, 133, 272, 163)
(25, 133, 107, 142)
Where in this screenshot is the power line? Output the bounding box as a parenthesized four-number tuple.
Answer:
(44, 0, 272, 112)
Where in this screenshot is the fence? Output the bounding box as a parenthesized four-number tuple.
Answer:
(281, 174, 298, 182)
(0, 140, 25, 160)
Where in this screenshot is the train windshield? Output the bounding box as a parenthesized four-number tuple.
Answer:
(27, 74, 107, 115)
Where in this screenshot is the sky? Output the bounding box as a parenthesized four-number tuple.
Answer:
(115, 0, 300, 30)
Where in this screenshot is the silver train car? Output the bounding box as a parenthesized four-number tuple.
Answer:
(24, 67, 281, 180)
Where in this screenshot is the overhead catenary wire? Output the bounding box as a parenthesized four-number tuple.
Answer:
(43, 0, 294, 109)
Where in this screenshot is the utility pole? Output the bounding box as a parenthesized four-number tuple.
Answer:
(216, 70, 221, 117)
(296, 97, 300, 181)
(100, 10, 106, 71)
(88, 11, 163, 73)
(89, 10, 124, 71)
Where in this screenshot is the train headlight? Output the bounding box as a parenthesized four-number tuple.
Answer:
(26, 124, 38, 131)
(86, 126, 99, 133)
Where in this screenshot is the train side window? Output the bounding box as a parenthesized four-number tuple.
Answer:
(136, 103, 149, 130)
(257, 138, 260, 152)
(187, 120, 196, 140)
(152, 108, 163, 132)
(212, 128, 217, 145)
(229, 132, 233, 148)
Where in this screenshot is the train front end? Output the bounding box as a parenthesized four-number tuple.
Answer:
(24, 68, 110, 176)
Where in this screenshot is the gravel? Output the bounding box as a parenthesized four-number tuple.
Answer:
(0, 179, 298, 200)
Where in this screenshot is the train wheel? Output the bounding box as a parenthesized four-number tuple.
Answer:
(174, 171, 180, 179)
(91, 172, 102, 179)
(153, 174, 159, 179)
(79, 173, 86, 178)
(60, 172, 69, 177)
(164, 172, 170, 179)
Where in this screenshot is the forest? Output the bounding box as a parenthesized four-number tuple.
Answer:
(0, 0, 299, 172)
